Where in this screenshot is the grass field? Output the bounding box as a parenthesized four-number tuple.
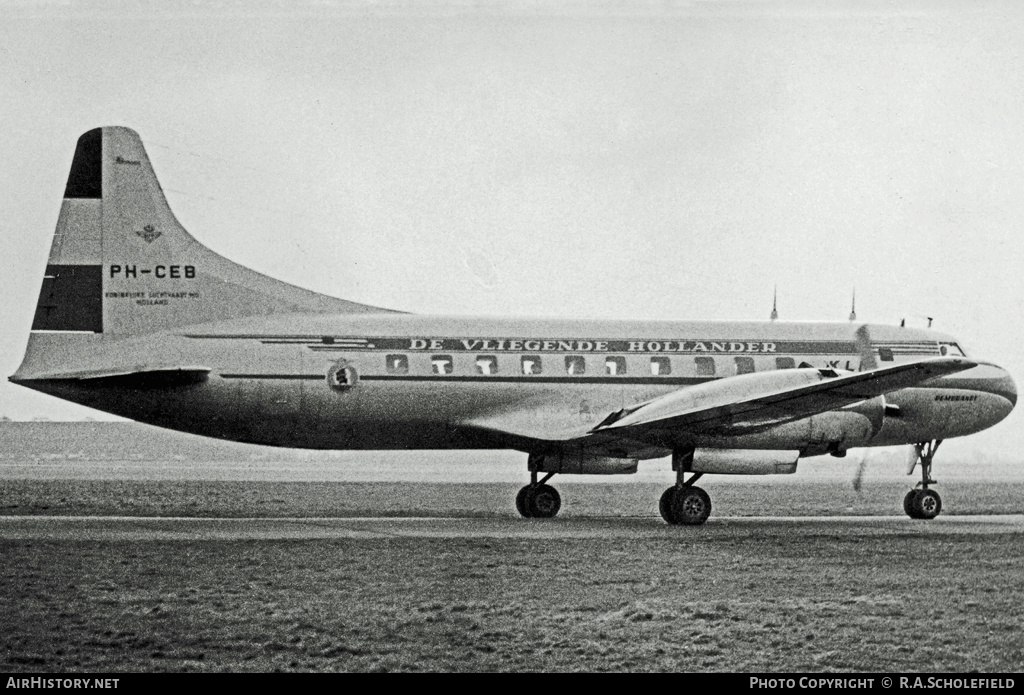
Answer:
(3, 526, 1022, 672)
(1, 478, 1022, 519)
(2, 478, 1023, 673)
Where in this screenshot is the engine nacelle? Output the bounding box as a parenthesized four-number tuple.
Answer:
(701, 394, 888, 454)
(529, 452, 638, 475)
(689, 448, 799, 475)
(806, 395, 886, 450)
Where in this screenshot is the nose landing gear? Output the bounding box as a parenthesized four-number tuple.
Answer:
(904, 440, 943, 520)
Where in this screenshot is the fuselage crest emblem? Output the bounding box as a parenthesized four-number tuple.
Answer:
(136, 224, 161, 244)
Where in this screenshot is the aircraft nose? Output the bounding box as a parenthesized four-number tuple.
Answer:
(955, 362, 1017, 408)
(973, 363, 1016, 427)
(995, 368, 1017, 408)
(931, 362, 1016, 433)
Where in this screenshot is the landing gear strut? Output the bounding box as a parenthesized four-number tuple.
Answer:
(516, 470, 561, 519)
(904, 440, 943, 520)
(660, 448, 712, 526)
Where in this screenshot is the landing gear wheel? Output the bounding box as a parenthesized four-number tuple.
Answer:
(517, 483, 561, 519)
(660, 486, 712, 526)
(525, 484, 561, 518)
(659, 487, 675, 523)
(903, 490, 922, 519)
(676, 486, 711, 526)
(904, 441, 944, 520)
(916, 489, 942, 519)
(516, 485, 532, 518)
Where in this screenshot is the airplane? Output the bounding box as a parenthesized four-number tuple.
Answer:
(10, 127, 1017, 524)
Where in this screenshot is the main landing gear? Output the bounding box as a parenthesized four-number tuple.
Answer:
(904, 440, 943, 520)
(660, 449, 712, 525)
(516, 471, 562, 519)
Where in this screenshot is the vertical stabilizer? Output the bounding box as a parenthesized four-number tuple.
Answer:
(30, 126, 394, 340)
(17, 126, 396, 379)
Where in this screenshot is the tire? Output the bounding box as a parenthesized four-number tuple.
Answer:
(526, 484, 561, 519)
(903, 489, 922, 519)
(515, 485, 532, 518)
(916, 489, 942, 519)
(669, 486, 712, 526)
(659, 487, 677, 524)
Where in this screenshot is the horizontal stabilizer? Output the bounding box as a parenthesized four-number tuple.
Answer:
(11, 366, 211, 389)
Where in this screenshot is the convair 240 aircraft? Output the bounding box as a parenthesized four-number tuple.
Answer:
(11, 127, 1017, 524)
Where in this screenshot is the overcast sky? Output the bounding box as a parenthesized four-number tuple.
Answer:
(1, 0, 1022, 462)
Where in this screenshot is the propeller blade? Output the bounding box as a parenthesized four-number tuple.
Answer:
(906, 444, 920, 475)
(854, 324, 878, 371)
(852, 452, 869, 493)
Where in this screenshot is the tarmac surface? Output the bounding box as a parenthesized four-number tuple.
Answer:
(3, 513, 1023, 541)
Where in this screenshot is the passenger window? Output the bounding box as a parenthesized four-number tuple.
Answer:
(565, 355, 586, 375)
(521, 356, 542, 375)
(694, 356, 716, 376)
(386, 354, 409, 374)
(431, 355, 453, 375)
(879, 348, 894, 362)
(605, 356, 626, 375)
(775, 357, 796, 370)
(735, 357, 755, 374)
(650, 356, 671, 375)
(476, 355, 498, 375)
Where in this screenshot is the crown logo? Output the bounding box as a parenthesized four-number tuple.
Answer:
(136, 224, 161, 244)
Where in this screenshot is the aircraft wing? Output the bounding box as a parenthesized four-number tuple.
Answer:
(460, 357, 976, 457)
(588, 357, 975, 443)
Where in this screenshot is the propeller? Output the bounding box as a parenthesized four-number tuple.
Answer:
(854, 324, 878, 371)
(851, 445, 918, 492)
(906, 443, 920, 475)
(852, 450, 869, 493)
(849, 327, 924, 488)
(850, 325, 878, 493)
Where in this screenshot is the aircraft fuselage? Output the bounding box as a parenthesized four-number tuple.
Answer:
(15, 314, 1015, 457)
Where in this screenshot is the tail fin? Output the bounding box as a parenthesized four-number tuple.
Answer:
(31, 126, 392, 339)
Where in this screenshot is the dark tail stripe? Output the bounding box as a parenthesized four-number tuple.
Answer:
(31, 265, 103, 332)
(63, 128, 103, 199)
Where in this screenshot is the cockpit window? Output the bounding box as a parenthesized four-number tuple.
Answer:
(940, 343, 967, 357)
